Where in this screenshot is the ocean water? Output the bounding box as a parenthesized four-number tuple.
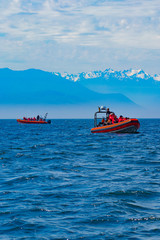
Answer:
(0, 119, 160, 240)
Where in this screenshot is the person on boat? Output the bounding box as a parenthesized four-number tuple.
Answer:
(33, 117, 36, 121)
(102, 118, 108, 125)
(37, 115, 40, 121)
(102, 118, 105, 124)
(105, 113, 113, 124)
(114, 114, 118, 123)
(106, 108, 113, 120)
(108, 113, 118, 124)
(98, 118, 106, 126)
(118, 115, 125, 122)
(112, 114, 118, 123)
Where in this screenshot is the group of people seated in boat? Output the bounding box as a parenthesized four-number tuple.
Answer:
(23, 115, 44, 121)
(99, 108, 129, 126)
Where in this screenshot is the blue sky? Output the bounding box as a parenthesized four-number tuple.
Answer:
(0, 0, 160, 74)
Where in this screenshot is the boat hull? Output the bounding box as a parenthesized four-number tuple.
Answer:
(17, 119, 49, 124)
(91, 119, 140, 133)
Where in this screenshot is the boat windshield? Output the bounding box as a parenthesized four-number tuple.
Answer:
(94, 110, 107, 127)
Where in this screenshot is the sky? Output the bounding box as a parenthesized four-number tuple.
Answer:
(0, 0, 160, 74)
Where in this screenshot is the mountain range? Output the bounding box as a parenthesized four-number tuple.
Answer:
(58, 68, 160, 116)
(58, 68, 160, 101)
(0, 68, 160, 118)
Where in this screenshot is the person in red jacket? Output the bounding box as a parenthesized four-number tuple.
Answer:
(107, 113, 118, 124)
(98, 118, 106, 126)
(118, 115, 124, 122)
(107, 113, 113, 124)
(113, 114, 118, 123)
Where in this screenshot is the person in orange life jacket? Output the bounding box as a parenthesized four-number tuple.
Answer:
(102, 118, 108, 125)
(98, 117, 105, 126)
(33, 117, 36, 121)
(106, 113, 113, 124)
(102, 118, 105, 124)
(118, 115, 125, 122)
(109, 113, 118, 124)
(113, 114, 118, 123)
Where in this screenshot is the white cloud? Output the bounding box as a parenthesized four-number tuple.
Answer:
(0, 0, 160, 73)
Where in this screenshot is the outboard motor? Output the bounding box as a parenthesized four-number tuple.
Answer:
(47, 120, 51, 124)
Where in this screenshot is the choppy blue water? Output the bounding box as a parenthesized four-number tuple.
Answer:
(0, 119, 160, 240)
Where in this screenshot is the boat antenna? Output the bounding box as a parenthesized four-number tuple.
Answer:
(44, 113, 48, 120)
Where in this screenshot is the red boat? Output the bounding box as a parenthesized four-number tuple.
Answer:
(91, 108, 140, 133)
(17, 119, 51, 124)
(17, 113, 51, 124)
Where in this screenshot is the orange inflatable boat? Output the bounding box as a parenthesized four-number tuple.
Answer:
(17, 113, 51, 124)
(17, 119, 51, 124)
(91, 107, 140, 133)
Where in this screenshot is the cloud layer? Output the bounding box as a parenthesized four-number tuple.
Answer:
(0, 0, 160, 73)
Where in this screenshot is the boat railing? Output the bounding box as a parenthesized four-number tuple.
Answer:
(94, 110, 107, 127)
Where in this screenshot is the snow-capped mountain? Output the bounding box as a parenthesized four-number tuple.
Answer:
(154, 74, 160, 81)
(57, 68, 160, 111)
(58, 68, 159, 82)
